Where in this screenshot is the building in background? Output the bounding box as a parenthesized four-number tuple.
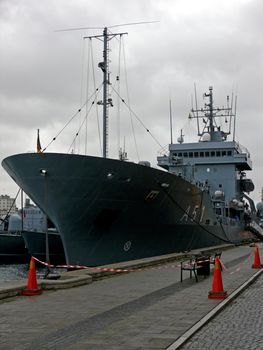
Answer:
(21, 198, 47, 232)
(0, 195, 18, 218)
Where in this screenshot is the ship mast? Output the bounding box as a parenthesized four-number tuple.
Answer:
(205, 86, 214, 134)
(84, 28, 127, 158)
(190, 86, 235, 142)
(102, 27, 109, 159)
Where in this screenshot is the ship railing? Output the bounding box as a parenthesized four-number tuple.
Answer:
(157, 144, 169, 156)
(235, 141, 250, 158)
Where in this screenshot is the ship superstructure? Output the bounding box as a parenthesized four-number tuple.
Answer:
(158, 86, 255, 226)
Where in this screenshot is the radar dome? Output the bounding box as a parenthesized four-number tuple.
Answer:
(201, 133, 211, 142)
(8, 213, 22, 232)
(177, 135, 184, 144)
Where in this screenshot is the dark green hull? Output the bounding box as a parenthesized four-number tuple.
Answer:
(0, 232, 29, 264)
(2, 153, 254, 266)
(22, 231, 65, 265)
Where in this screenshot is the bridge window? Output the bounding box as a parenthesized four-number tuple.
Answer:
(211, 151, 215, 157)
(227, 150, 232, 156)
(183, 152, 188, 157)
(189, 152, 193, 158)
(200, 152, 204, 157)
(194, 152, 199, 157)
(205, 151, 210, 157)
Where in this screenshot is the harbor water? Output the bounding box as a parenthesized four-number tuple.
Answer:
(0, 264, 64, 286)
(0, 264, 28, 285)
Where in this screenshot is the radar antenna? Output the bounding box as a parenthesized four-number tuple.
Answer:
(189, 86, 236, 142)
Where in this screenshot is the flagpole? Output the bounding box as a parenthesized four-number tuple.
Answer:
(37, 129, 42, 153)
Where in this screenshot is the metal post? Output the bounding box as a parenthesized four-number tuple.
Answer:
(21, 190, 24, 232)
(208, 86, 214, 133)
(169, 99, 173, 144)
(40, 169, 50, 278)
(45, 176, 50, 277)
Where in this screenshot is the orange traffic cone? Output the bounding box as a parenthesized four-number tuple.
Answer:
(22, 257, 42, 296)
(252, 244, 263, 269)
(208, 256, 227, 299)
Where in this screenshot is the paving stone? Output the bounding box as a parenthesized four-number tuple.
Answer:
(181, 271, 263, 349)
(0, 244, 261, 349)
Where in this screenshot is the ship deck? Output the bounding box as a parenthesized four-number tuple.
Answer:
(0, 243, 262, 349)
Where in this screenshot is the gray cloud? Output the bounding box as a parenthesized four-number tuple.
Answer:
(0, 0, 263, 204)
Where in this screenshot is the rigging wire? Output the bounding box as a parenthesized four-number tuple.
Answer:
(90, 40, 102, 156)
(122, 39, 140, 162)
(78, 38, 87, 154)
(67, 86, 102, 153)
(108, 29, 124, 157)
(181, 190, 205, 252)
(1, 188, 21, 223)
(111, 85, 164, 150)
(107, 30, 123, 158)
(42, 83, 103, 152)
(84, 39, 92, 155)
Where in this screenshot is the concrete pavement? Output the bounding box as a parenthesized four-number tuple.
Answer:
(0, 243, 261, 349)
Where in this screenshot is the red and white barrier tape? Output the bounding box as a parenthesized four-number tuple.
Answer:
(33, 250, 254, 276)
(220, 250, 253, 275)
(33, 256, 213, 274)
(33, 256, 137, 273)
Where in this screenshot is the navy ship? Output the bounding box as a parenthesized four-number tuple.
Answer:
(0, 198, 64, 264)
(20, 198, 65, 264)
(2, 28, 261, 266)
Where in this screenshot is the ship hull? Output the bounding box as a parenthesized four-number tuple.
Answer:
(0, 232, 29, 264)
(2, 153, 254, 266)
(21, 231, 65, 265)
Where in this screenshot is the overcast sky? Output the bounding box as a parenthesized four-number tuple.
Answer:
(1, 0, 263, 206)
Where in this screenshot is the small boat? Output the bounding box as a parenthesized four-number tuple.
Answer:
(22, 229, 65, 265)
(0, 199, 65, 264)
(0, 213, 28, 264)
(0, 230, 28, 264)
(19, 199, 65, 264)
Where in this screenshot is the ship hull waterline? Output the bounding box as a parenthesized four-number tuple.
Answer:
(2, 153, 254, 266)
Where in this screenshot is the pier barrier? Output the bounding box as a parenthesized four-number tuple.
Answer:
(208, 256, 227, 299)
(252, 244, 263, 268)
(22, 257, 42, 296)
(0, 243, 239, 300)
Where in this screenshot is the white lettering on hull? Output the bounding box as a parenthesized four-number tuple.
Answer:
(180, 205, 206, 223)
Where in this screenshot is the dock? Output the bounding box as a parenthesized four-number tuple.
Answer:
(0, 243, 262, 349)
